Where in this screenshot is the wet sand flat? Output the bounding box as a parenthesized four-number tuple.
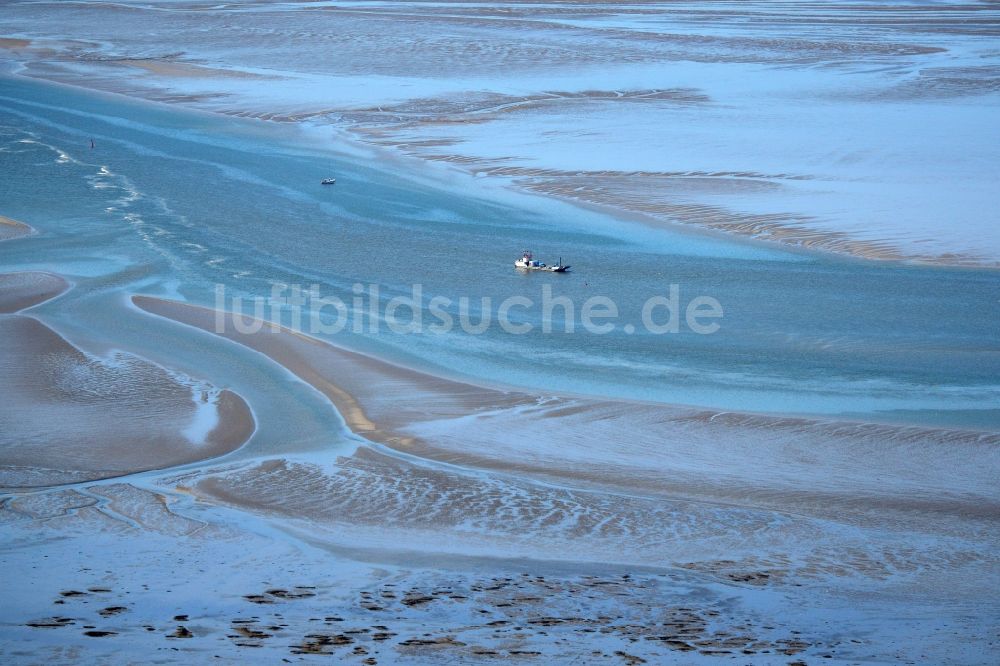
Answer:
(0, 38, 30, 50)
(133, 296, 1000, 532)
(0, 215, 33, 242)
(131, 295, 534, 438)
(4, 1, 996, 264)
(1, 4, 997, 662)
(118, 59, 274, 80)
(118, 295, 1000, 664)
(0, 272, 69, 313)
(0, 478, 882, 664)
(0, 315, 254, 488)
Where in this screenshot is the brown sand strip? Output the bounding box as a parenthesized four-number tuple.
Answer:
(119, 59, 273, 80)
(0, 215, 34, 242)
(131, 295, 531, 440)
(210, 389, 256, 453)
(0, 272, 69, 313)
(0, 315, 254, 488)
(0, 38, 30, 49)
(132, 296, 1000, 528)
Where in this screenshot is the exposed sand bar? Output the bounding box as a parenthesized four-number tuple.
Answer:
(0, 315, 255, 488)
(0, 215, 33, 242)
(0, 38, 30, 49)
(496, 170, 992, 266)
(132, 296, 1000, 528)
(131, 296, 534, 438)
(0, 479, 875, 666)
(0, 271, 68, 313)
(119, 59, 274, 80)
(6, 0, 997, 267)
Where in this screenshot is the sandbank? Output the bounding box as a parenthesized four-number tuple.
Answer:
(131, 295, 1000, 532)
(0, 315, 254, 488)
(0, 272, 69, 313)
(0, 215, 34, 242)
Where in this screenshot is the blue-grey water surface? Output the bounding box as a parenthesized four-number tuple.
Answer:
(2, 75, 998, 429)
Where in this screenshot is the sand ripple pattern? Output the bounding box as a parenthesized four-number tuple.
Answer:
(195, 447, 998, 594)
(4, 0, 999, 263)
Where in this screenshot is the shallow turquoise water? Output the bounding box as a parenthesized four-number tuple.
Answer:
(2, 75, 998, 429)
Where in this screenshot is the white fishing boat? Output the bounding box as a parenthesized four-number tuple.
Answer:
(321, 178, 336, 185)
(515, 250, 570, 273)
